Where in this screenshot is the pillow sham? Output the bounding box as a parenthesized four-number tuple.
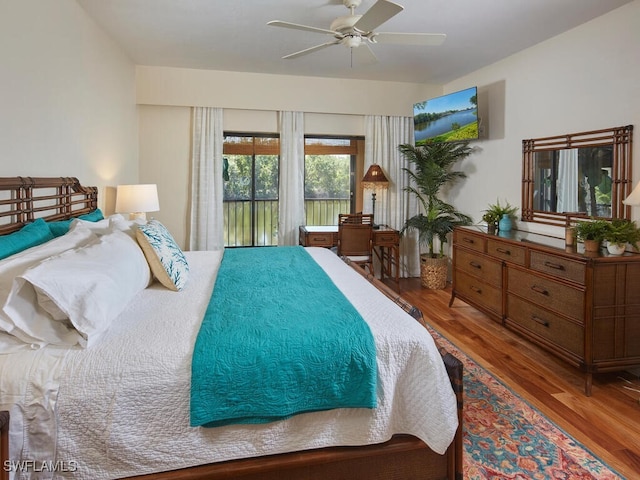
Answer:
(136, 220, 189, 291)
(0, 218, 54, 261)
(47, 208, 105, 237)
(108, 214, 146, 238)
(3, 229, 151, 348)
(0, 224, 97, 348)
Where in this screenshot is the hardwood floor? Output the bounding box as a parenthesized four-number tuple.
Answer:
(395, 278, 640, 479)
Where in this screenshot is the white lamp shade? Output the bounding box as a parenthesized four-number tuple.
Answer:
(623, 181, 640, 206)
(115, 184, 160, 216)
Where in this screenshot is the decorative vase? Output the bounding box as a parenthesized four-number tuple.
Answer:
(606, 241, 626, 255)
(498, 214, 512, 232)
(565, 227, 576, 246)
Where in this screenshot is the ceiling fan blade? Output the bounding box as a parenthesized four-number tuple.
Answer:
(352, 43, 378, 66)
(267, 20, 337, 36)
(282, 41, 341, 60)
(354, 0, 403, 33)
(372, 32, 446, 46)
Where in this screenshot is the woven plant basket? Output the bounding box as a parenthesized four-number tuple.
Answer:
(420, 255, 448, 289)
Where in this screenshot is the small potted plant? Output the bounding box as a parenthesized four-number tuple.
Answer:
(574, 219, 610, 253)
(603, 218, 640, 255)
(482, 211, 500, 234)
(483, 199, 518, 233)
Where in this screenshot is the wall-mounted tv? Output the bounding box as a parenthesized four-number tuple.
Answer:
(413, 86, 478, 145)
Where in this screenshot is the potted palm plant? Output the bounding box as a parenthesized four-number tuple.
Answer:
(399, 141, 473, 289)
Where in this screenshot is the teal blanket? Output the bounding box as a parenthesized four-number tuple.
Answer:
(190, 246, 377, 427)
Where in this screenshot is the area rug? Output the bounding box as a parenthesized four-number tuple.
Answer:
(424, 324, 625, 480)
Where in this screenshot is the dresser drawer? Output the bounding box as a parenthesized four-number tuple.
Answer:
(454, 248, 502, 288)
(487, 239, 526, 266)
(507, 295, 584, 357)
(530, 251, 586, 285)
(453, 229, 486, 253)
(507, 267, 584, 322)
(455, 270, 502, 317)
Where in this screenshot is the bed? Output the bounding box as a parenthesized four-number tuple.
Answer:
(0, 177, 463, 480)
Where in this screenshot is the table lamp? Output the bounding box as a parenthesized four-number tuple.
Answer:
(623, 181, 640, 206)
(362, 164, 389, 229)
(115, 184, 160, 221)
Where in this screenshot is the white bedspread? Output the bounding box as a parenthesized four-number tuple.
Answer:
(0, 247, 458, 479)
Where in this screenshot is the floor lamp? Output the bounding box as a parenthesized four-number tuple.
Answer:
(362, 164, 389, 229)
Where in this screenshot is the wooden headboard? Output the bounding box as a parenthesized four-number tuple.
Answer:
(0, 177, 98, 235)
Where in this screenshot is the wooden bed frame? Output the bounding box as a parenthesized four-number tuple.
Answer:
(0, 177, 463, 480)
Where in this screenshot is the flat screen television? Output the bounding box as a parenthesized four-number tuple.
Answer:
(413, 86, 478, 145)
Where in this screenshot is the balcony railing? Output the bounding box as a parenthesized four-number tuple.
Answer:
(304, 199, 350, 226)
(223, 198, 350, 247)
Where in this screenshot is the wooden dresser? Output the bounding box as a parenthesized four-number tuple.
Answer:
(450, 225, 640, 395)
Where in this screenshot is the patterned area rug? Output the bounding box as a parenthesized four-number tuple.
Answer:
(424, 324, 625, 479)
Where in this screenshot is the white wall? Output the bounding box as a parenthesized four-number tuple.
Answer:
(0, 0, 138, 212)
(136, 66, 440, 118)
(445, 0, 640, 237)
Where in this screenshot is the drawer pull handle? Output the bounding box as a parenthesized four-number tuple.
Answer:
(531, 285, 549, 296)
(532, 315, 550, 327)
(470, 286, 482, 294)
(544, 261, 565, 270)
(463, 238, 475, 244)
(469, 261, 482, 269)
(496, 247, 511, 255)
(312, 237, 326, 241)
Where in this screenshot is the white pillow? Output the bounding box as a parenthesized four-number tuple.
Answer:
(69, 216, 112, 235)
(69, 214, 145, 239)
(3, 230, 151, 348)
(0, 224, 97, 348)
(109, 214, 146, 238)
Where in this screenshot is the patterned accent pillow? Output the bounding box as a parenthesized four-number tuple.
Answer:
(136, 220, 189, 291)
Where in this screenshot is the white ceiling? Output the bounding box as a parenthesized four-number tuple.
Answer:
(76, 0, 631, 84)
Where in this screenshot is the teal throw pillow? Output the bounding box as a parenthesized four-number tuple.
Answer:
(0, 218, 55, 260)
(47, 209, 105, 237)
(79, 208, 104, 222)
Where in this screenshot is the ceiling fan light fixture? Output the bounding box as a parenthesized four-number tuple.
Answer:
(343, 35, 362, 48)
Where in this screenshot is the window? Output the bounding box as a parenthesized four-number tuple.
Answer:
(304, 137, 359, 225)
(223, 134, 279, 247)
(222, 134, 361, 246)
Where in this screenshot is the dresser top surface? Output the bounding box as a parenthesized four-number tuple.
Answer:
(457, 225, 640, 261)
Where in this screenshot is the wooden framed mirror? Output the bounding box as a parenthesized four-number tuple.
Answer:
(522, 125, 633, 227)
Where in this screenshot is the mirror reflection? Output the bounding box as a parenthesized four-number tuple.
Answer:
(522, 125, 633, 227)
(533, 146, 613, 217)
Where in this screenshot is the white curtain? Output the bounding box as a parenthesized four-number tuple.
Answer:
(364, 115, 419, 277)
(189, 107, 224, 251)
(278, 111, 305, 246)
(557, 148, 579, 213)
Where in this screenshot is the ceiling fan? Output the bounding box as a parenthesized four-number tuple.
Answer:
(267, 0, 446, 65)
